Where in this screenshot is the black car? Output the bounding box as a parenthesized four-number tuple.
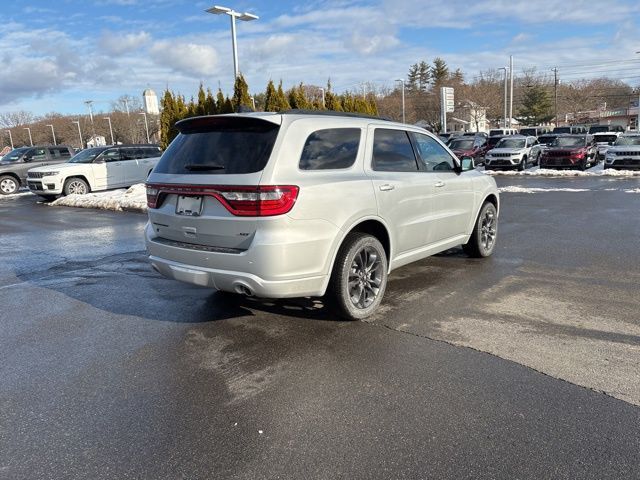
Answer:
(0, 145, 75, 195)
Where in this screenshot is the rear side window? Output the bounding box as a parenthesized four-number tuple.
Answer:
(155, 117, 279, 175)
(299, 128, 360, 170)
(372, 129, 418, 172)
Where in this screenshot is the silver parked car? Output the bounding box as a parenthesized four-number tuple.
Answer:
(145, 112, 500, 319)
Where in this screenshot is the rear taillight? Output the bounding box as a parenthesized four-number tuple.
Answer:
(145, 184, 299, 217)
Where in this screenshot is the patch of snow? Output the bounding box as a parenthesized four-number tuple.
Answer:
(499, 186, 591, 193)
(0, 190, 32, 200)
(49, 184, 147, 212)
(624, 188, 640, 193)
(483, 165, 640, 177)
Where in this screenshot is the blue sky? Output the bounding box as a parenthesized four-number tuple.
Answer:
(1, 0, 640, 117)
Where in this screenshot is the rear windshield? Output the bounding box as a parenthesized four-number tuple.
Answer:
(538, 135, 557, 145)
(154, 117, 280, 175)
(553, 127, 571, 134)
(449, 139, 475, 150)
(519, 128, 536, 136)
(594, 134, 617, 144)
(589, 126, 609, 134)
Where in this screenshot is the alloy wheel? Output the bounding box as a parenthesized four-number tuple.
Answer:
(67, 180, 87, 195)
(480, 209, 497, 251)
(348, 246, 384, 309)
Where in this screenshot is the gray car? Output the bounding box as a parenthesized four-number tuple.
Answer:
(145, 112, 500, 320)
(0, 145, 75, 195)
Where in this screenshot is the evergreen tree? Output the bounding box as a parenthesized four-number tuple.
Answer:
(324, 79, 343, 111)
(288, 83, 311, 109)
(205, 88, 217, 114)
(451, 68, 464, 86)
(431, 57, 449, 87)
(407, 63, 420, 91)
(187, 96, 197, 117)
(341, 92, 356, 112)
(517, 84, 553, 125)
(196, 83, 207, 116)
(232, 73, 252, 111)
(264, 80, 278, 111)
(216, 88, 226, 113)
(222, 96, 234, 114)
(417, 61, 431, 92)
(160, 89, 177, 149)
(275, 80, 291, 111)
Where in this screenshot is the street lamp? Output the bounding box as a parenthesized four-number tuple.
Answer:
(205, 5, 259, 79)
(139, 112, 150, 143)
(5, 130, 13, 149)
(498, 67, 508, 128)
(250, 95, 256, 110)
(103, 117, 114, 145)
(319, 87, 326, 108)
(394, 79, 405, 123)
(23, 127, 33, 146)
(46, 124, 57, 145)
(72, 120, 83, 149)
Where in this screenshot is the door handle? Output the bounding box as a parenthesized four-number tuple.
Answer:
(379, 184, 395, 191)
(435, 181, 445, 188)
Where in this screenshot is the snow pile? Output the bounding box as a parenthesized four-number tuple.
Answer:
(624, 188, 640, 193)
(0, 191, 32, 200)
(50, 184, 147, 212)
(499, 186, 591, 193)
(484, 166, 640, 177)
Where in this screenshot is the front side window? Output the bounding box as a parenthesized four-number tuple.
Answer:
(101, 149, 121, 162)
(299, 128, 360, 170)
(412, 133, 456, 172)
(371, 129, 418, 172)
(69, 148, 104, 164)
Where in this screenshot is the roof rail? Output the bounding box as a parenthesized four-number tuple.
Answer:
(280, 109, 392, 122)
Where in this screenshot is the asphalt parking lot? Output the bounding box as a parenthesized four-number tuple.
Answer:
(1, 174, 640, 479)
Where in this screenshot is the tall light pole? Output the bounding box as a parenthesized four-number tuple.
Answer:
(498, 67, 508, 128)
(509, 55, 514, 128)
(84, 100, 96, 141)
(5, 130, 13, 149)
(139, 112, 150, 143)
(250, 96, 256, 110)
(103, 117, 114, 145)
(23, 127, 33, 146)
(46, 124, 57, 145)
(72, 120, 83, 149)
(395, 79, 405, 123)
(205, 5, 259, 79)
(319, 87, 326, 108)
(552, 67, 559, 127)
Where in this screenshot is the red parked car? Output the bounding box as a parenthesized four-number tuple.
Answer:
(539, 134, 597, 170)
(448, 136, 490, 166)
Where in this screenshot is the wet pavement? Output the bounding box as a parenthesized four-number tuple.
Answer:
(1, 175, 640, 479)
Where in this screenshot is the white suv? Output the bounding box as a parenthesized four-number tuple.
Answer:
(27, 145, 162, 198)
(485, 135, 541, 170)
(145, 112, 499, 319)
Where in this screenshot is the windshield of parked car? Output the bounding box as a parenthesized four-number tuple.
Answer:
(496, 138, 526, 149)
(593, 134, 617, 144)
(448, 139, 475, 150)
(614, 136, 640, 146)
(552, 136, 585, 147)
(68, 148, 104, 163)
(0, 147, 30, 162)
(538, 135, 557, 145)
(487, 137, 503, 147)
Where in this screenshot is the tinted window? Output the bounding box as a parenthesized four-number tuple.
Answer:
(299, 128, 360, 170)
(30, 148, 47, 161)
(144, 147, 162, 158)
(102, 148, 121, 162)
(155, 117, 279, 175)
(69, 148, 105, 163)
(120, 148, 138, 160)
(371, 129, 418, 172)
(412, 133, 456, 172)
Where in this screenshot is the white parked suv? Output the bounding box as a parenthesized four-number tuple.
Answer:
(484, 135, 541, 171)
(27, 144, 162, 199)
(145, 112, 499, 319)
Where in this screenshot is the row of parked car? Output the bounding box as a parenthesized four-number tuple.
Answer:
(438, 126, 639, 171)
(0, 144, 162, 196)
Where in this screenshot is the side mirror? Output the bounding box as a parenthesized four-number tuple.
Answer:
(460, 157, 475, 171)
(23, 155, 32, 162)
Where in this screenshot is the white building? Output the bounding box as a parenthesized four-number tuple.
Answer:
(86, 135, 107, 148)
(143, 88, 160, 115)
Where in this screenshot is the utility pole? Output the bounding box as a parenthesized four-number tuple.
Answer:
(509, 55, 514, 128)
(552, 67, 559, 127)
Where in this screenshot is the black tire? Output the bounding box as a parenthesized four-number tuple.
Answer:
(578, 160, 587, 171)
(0, 175, 19, 195)
(518, 156, 527, 171)
(327, 232, 388, 320)
(463, 202, 498, 258)
(63, 177, 90, 196)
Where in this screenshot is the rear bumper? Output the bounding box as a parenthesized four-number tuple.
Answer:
(144, 221, 336, 298)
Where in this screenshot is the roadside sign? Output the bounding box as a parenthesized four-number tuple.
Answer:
(442, 87, 455, 113)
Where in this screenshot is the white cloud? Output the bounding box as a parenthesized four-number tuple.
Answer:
(149, 41, 218, 77)
(99, 31, 151, 55)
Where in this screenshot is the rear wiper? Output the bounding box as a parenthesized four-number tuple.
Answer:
(184, 163, 225, 171)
